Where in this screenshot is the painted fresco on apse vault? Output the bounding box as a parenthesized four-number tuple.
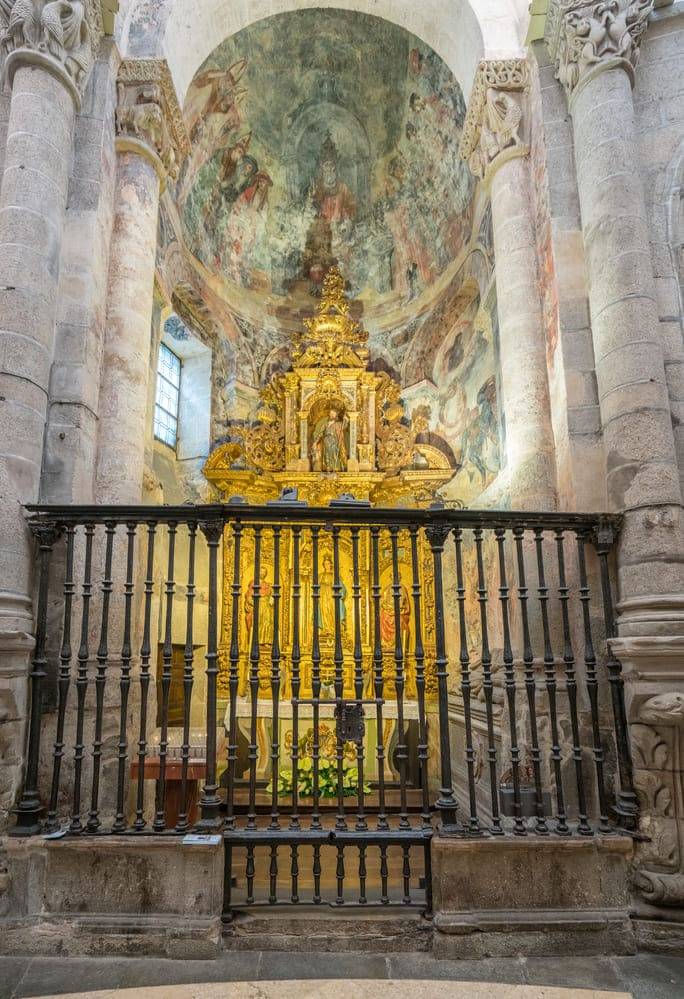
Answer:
(178, 9, 474, 317)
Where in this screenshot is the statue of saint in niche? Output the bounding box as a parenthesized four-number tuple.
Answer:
(311, 407, 349, 472)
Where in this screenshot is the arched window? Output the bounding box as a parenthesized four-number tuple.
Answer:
(154, 342, 182, 448)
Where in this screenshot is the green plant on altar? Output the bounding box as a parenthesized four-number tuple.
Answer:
(267, 755, 371, 799)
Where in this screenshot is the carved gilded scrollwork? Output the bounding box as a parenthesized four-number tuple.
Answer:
(116, 59, 190, 183)
(545, 0, 654, 101)
(459, 59, 530, 185)
(204, 266, 454, 505)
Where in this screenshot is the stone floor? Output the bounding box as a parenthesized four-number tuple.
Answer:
(0, 952, 682, 999)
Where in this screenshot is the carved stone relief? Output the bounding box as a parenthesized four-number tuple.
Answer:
(632, 691, 684, 906)
(0, 0, 104, 95)
(115, 59, 189, 182)
(545, 0, 654, 100)
(459, 59, 530, 185)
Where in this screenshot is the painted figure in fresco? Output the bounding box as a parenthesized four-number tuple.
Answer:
(244, 566, 274, 647)
(459, 377, 500, 487)
(318, 556, 347, 639)
(311, 134, 357, 224)
(379, 582, 411, 648)
(311, 408, 349, 472)
(203, 135, 253, 222)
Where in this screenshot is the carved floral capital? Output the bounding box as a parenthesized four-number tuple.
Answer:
(458, 59, 530, 186)
(0, 1, 107, 104)
(115, 58, 190, 186)
(545, 0, 654, 103)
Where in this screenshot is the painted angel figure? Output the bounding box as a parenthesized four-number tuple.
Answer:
(311, 407, 349, 472)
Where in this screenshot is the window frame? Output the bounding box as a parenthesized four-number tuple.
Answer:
(153, 342, 182, 450)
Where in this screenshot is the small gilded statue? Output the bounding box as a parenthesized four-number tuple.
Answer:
(310, 407, 349, 472)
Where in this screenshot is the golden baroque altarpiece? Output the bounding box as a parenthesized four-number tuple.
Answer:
(203, 268, 455, 713)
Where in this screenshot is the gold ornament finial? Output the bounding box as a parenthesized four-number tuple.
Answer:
(293, 267, 369, 368)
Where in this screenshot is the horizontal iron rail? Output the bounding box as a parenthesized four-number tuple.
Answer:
(25, 502, 622, 531)
(223, 829, 432, 845)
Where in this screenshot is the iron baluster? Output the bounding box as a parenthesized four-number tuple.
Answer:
(71, 523, 95, 834)
(246, 844, 255, 904)
(336, 843, 345, 905)
(134, 522, 156, 831)
(177, 521, 198, 834)
(576, 529, 610, 833)
(113, 522, 137, 833)
(270, 525, 282, 831)
(14, 521, 60, 834)
(88, 520, 115, 833)
(154, 522, 177, 832)
(351, 525, 367, 831)
(410, 525, 432, 830)
(246, 525, 263, 830)
(310, 525, 322, 831)
(595, 521, 639, 830)
(513, 526, 547, 835)
(474, 526, 503, 834)
(225, 522, 243, 832)
(402, 844, 411, 904)
(379, 844, 389, 904)
(390, 526, 410, 829)
(313, 843, 322, 904)
(426, 524, 459, 833)
(555, 529, 591, 835)
(290, 525, 302, 831)
(332, 525, 347, 831)
(290, 843, 300, 903)
(454, 526, 480, 834)
(495, 527, 525, 835)
(47, 523, 76, 832)
(358, 844, 367, 904)
(371, 526, 388, 831)
(269, 844, 278, 904)
(198, 520, 223, 830)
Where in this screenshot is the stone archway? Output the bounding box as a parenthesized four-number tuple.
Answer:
(117, 0, 528, 103)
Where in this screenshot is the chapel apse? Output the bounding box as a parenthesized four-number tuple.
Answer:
(154, 8, 504, 507)
(178, 8, 474, 329)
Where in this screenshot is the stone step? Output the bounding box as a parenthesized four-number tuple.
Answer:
(222, 908, 433, 953)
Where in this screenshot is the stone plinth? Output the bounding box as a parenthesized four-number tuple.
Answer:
(1, 836, 224, 959)
(432, 834, 635, 958)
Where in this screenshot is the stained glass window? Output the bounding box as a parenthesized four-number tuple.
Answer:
(154, 343, 181, 448)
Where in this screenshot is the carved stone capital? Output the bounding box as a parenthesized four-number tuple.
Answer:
(115, 58, 190, 188)
(0, 0, 106, 106)
(545, 0, 654, 104)
(458, 59, 530, 187)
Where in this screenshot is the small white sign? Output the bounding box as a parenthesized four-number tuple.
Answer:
(43, 826, 69, 840)
(182, 833, 222, 846)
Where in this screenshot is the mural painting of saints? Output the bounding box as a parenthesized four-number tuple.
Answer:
(311, 408, 349, 472)
(380, 582, 411, 649)
(244, 567, 274, 647)
(318, 556, 347, 640)
(311, 135, 357, 224)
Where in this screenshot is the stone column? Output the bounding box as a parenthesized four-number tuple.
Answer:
(0, 2, 98, 826)
(94, 59, 188, 505)
(547, 0, 684, 916)
(459, 60, 558, 511)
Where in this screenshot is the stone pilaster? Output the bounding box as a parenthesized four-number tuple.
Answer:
(94, 58, 188, 505)
(460, 59, 557, 510)
(547, 0, 684, 911)
(0, 0, 98, 827)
